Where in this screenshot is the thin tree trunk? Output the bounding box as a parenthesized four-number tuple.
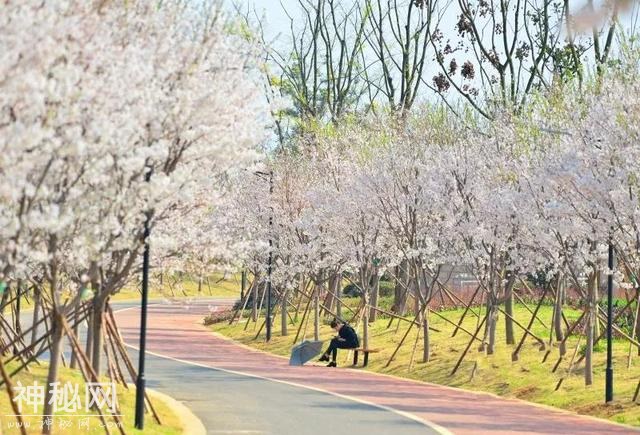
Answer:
(504, 275, 515, 345)
(585, 272, 596, 386)
(85, 308, 93, 366)
(314, 284, 320, 341)
(487, 304, 498, 355)
(393, 260, 409, 315)
(594, 270, 601, 338)
(413, 281, 422, 323)
(362, 305, 369, 349)
(91, 296, 107, 376)
(31, 287, 41, 347)
(554, 276, 566, 356)
(586, 310, 594, 386)
(251, 279, 258, 322)
(632, 287, 640, 362)
(241, 269, 248, 301)
(335, 275, 342, 320)
(70, 304, 80, 369)
(42, 314, 64, 434)
(281, 288, 288, 336)
(91, 321, 103, 374)
(14, 280, 22, 336)
(370, 274, 380, 322)
(422, 307, 430, 362)
(324, 275, 336, 314)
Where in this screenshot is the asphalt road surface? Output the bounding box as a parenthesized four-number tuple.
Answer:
(116, 298, 437, 435)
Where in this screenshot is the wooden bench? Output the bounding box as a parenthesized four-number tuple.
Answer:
(352, 348, 381, 367)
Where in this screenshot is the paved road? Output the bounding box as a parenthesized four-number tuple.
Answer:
(117, 299, 435, 435)
(114, 298, 637, 435)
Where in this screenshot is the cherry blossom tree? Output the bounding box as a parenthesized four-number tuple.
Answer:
(1, 0, 267, 425)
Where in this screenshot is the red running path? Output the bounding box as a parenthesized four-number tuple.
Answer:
(114, 299, 637, 435)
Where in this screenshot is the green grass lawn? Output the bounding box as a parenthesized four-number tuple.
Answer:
(112, 272, 241, 302)
(3, 273, 241, 311)
(0, 360, 183, 434)
(213, 299, 640, 427)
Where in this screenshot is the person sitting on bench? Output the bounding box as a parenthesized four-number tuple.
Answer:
(319, 319, 359, 367)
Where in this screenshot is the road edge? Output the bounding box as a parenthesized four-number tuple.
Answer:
(145, 386, 206, 435)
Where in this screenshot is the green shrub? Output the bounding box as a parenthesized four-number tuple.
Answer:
(578, 341, 605, 357)
(597, 297, 637, 337)
(342, 280, 394, 298)
(379, 280, 394, 297)
(342, 283, 362, 297)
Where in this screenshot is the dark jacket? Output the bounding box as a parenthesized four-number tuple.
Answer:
(339, 324, 359, 347)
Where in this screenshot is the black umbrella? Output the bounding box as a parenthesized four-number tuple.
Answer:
(289, 340, 324, 366)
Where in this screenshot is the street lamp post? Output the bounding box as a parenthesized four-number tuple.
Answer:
(605, 239, 614, 403)
(135, 168, 152, 429)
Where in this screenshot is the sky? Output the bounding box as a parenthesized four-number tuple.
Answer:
(230, 0, 639, 47)
(227, 0, 640, 112)
(229, 0, 300, 46)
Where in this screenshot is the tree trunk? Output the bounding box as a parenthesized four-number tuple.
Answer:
(294, 277, 305, 323)
(487, 304, 498, 355)
(362, 308, 370, 350)
(251, 281, 258, 322)
(422, 307, 430, 362)
(554, 276, 566, 356)
(335, 275, 342, 319)
(70, 305, 80, 369)
(241, 270, 248, 301)
(197, 274, 203, 293)
(281, 288, 288, 336)
(585, 311, 594, 386)
(585, 272, 596, 386)
(394, 261, 409, 315)
(504, 275, 515, 345)
(369, 274, 380, 322)
(313, 284, 320, 341)
(594, 270, 601, 338)
(91, 296, 108, 376)
(413, 280, 422, 323)
(42, 314, 65, 434)
(15, 280, 22, 335)
(85, 309, 93, 366)
(31, 288, 41, 347)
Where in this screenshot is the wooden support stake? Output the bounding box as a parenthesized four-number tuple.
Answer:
(511, 288, 548, 362)
(0, 355, 27, 435)
(451, 314, 488, 376)
(104, 310, 162, 425)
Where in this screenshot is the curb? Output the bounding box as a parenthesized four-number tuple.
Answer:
(145, 386, 206, 435)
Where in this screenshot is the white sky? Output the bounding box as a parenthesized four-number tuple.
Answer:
(229, 0, 299, 46)
(227, 0, 639, 111)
